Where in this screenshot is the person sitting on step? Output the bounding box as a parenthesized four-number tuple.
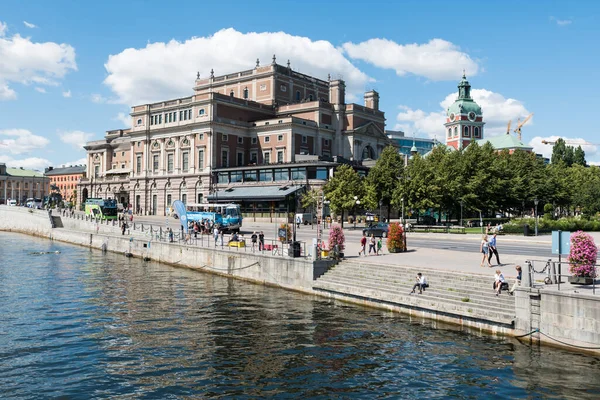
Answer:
(410, 273, 428, 294)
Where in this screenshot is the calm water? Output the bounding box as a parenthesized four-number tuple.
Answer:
(1, 232, 600, 399)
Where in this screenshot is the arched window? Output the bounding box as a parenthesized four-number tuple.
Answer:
(296, 91, 301, 101)
(453, 127, 457, 136)
(308, 94, 313, 101)
(474, 127, 479, 137)
(362, 145, 374, 160)
(243, 87, 249, 99)
(447, 128, 452, 138)
(464, 126, 469, 136)
(230, 91, 234, 97)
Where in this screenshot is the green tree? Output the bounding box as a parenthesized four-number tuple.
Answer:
(323, 164, 364, 227)
(551, 138, 567, 165)
(300, 187, 320, 212)
(363, 145, 403, 218)
(573, 145, 587, 166)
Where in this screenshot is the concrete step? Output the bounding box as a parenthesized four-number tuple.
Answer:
(313, 280, 515, 325)
(326, 269, 516, 300)
(315, 274, 514, 311)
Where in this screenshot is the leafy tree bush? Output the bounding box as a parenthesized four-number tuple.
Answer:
(568, 231, 597, 277)
(386, 222, 406, 252)
(328, 224, 345, 251)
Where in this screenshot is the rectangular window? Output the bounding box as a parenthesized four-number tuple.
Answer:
(316, 167, 328, 180)
(324, 139, 329, 146)
(150, 116, 154, 125)
(259, 170, 272, 182)
(122, 152, 125, 157)
(173, 112, 177, 122)
(251, 137, 257, 145)
(244, 170, 257, 182)
(113, 152, 116, 157)
(260, 84, 267, 91)
(153, 154, 159, 172)
(218, 172, 229, 184)
(182, 194, 186, 204)
(182, 152, 189, 172)
(237, 136, 243, 144)
(264, 151, 270, 164)
(167, 153, 174, 172)
(198, 133, 204, 140)
(291, 167, 306, 180)
(274, 168, 289, 181)
(230, 171, 242, 183)
(159, 114, 162, 124)
(221, 150, 228, 167)
(277, 135, 283, 141)
(264, 136, 270, 143)
(136, 155, 142, 174)
(222, 134, 228, 141)
(187, 110, 192, 120)
(167, 194, 172, 207)
(180, 111, 183, 121)
(121, 164, 125, 169)
(302, 135, 307, 143)
(250, 151, 257, 164)
(277, 150, 284, 163)
(237, 152, 243, 166)
(198, 149, 204, 169)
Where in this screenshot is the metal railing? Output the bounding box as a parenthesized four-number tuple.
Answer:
(525, 259, 597, 295)
(51, 209, 308, 259)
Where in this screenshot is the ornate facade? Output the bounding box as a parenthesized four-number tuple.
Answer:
(79, 57, 391, 216)
(445, 74, 485, 150)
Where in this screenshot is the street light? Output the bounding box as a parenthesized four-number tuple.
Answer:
(379, 200, 383, 223)
(460, 200, 464, 227)
(534, 198, 539, 236)
(353, 196, 360, 229)
(401, 197, 405, 227)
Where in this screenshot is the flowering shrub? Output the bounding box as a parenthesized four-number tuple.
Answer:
(568, 230, 598, 277)
(328, 224, 345, 251)
(387, 222, 406, 252)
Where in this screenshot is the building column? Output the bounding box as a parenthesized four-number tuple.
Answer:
(174, 136, 181, 174)
(160, 139, 166, 174)
(190, 135, 196, 174)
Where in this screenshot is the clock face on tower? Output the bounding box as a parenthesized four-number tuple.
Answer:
(449, 113, 455, 122)
(468, 112, 476, 121)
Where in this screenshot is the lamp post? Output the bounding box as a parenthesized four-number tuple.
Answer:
(379, 200, 383, 223)
(401, 197, 405, 227)
(522, 200, 525, 218)
(353, 196, 360, 229)
(534, 198, 539, 236)
(460, 200, 463, 227)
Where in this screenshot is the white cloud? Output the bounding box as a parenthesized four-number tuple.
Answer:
(0, 129, 50, 154)
(60, 158, 87, 167)
(0, 155, 51, 171)
(58, 130, 95, 149)
(62, 89, 71, 98)
(115, 112, 132, 128)
(103, 28, 371, 105)
(34, 87, 46, 93)
(395, 88, 531, 139)
(550, 16, 573, 26)
(342, 38, 480, 81)
(0, 31, 77, 100)
(0, 82, 17, 100)
(529, 136, 598, 160)
(0, 21, 7, 37)
(23, 21, 37, 29)
(90, 93, 106, 103)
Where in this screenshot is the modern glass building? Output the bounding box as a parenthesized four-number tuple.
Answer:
(385, 130, 438, 157)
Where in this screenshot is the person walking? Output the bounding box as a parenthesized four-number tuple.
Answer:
(358, 233, 367, 256)
(377, 237, 383, 255)
(509, 265, 522, 295)
(488, 233, 501, 266)
(258, 231, 265, 251)
(480, 234, 492, 267)
(213, 225, 219, 247)
(368, 234, 376, 255)
(251, 231, 258, 252)
(494, 269, 505, 296)
(168, 227, 174, 243)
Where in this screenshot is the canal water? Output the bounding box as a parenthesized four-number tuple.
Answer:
(1, 232, 599, 399)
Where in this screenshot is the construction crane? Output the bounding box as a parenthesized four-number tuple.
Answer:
(506, 120, 512, 135)
(541, 139, 600, 146)
(514, 113, 534, 141)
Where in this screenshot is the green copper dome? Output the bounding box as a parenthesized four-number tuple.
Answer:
(446, 73, 482, 118)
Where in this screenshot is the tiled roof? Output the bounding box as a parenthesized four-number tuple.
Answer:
(44, 165, 87, 176)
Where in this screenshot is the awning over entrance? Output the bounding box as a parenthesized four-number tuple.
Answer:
(207, 185, 304, 202)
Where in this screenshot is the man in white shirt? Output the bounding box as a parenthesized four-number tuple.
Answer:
(410, 273, 428, 294)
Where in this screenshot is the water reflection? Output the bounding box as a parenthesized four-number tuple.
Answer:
(1, 231, 599, 399)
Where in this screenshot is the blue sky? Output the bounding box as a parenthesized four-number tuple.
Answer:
(1, 0, 599, 169)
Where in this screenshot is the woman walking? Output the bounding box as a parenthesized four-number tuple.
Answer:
(480, 234, 492, 267)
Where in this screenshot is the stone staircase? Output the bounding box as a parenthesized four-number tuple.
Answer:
(313, 260, 516, 327)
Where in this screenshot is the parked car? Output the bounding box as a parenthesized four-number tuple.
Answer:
(363, 222, 389, 238)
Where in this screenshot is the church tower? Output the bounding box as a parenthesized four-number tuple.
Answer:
(444, 73, 485, 150)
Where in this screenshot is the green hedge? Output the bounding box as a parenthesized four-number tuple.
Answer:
(503, 218, 600, 234)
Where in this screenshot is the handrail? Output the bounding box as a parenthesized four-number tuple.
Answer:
(525, 258, 597, 295)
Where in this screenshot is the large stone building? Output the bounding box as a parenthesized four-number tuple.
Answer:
(79, 57, 392, 217)
(0, 163, 49, 204)
(45, 165, 87, 205)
